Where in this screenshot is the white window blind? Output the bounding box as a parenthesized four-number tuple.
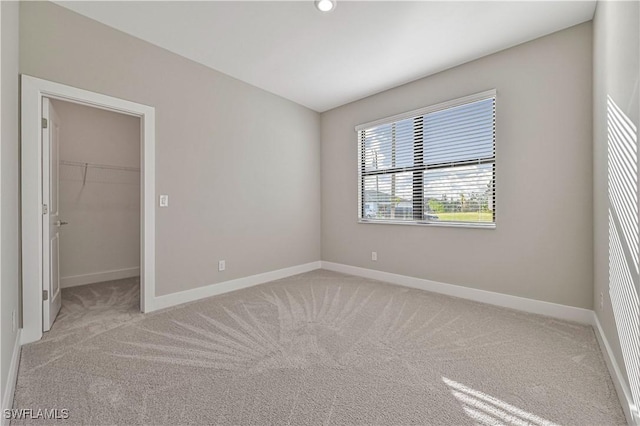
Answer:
(357, 90, 496, 227)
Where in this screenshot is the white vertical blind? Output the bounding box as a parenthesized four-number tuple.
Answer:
(357, 91, 496, 227)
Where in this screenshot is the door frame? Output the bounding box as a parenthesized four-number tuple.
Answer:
(21, 75, 156, 344)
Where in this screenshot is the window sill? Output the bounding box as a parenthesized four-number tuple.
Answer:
(357, 219, 496, 229)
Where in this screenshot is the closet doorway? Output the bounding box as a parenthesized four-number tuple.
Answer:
(21, 76, 156, 344)
(43, 98, 142, 332)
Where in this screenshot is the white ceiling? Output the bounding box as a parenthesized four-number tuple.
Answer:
(56, 1, 596, 112)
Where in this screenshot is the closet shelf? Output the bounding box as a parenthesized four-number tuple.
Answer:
(60, 160, 140, 172)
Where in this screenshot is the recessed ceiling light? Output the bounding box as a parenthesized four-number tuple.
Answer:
(315, 0, 336, 13)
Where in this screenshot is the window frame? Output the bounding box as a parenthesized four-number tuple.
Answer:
(356, 89, 496, 229)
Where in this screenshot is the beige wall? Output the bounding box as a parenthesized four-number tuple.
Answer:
(20, 1, 321, 297)
(593, 0, 640, 420)
(52, 100, 141, 286)
(1, 0, 20, 404)
(321, 22, 594, 309)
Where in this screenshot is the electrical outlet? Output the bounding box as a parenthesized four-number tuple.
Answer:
(159, 195, 169, 207)
(600, 292, 604, 310)
(371, 251, 377, 261)
(12, 310, 16, 332)
(218, 260, 226, 271)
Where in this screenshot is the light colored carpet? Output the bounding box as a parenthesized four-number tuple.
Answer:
(13, 270, 625, 425)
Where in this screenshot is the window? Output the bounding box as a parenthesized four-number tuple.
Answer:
(357, 90, 496, 228)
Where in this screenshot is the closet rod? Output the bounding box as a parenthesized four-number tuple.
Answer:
(60, 160, 140, 172)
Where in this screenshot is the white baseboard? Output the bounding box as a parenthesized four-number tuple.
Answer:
(60, 267, 140, 288)
(2, 330, 21, 426)
(151, 261, 322, 311)
(321, 261, 594, 324)
(592, 313, 639, 425)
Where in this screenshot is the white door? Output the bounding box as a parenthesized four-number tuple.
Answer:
(42, 98, 63, 331)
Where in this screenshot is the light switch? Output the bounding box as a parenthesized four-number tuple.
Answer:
(159, 195, 169, 207)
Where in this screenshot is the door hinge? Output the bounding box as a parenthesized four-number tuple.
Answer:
(43, 204, 48, 215)
(42, 118, 48, 129)
(43, 290, 48, 301)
